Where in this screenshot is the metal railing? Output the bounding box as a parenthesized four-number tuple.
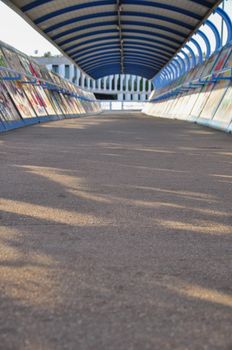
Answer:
(100, 101, 146, 111)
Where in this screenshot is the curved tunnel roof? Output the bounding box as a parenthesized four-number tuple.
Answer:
(3, 0, 222, 79)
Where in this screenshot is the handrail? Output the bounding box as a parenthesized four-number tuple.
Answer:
(150, 67, 232, 102)
(0, 66, 95, 102)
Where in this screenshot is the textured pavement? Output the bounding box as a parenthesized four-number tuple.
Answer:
(0, 113, 232, 350)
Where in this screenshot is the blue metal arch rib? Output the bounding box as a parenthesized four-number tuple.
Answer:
(58, 28, 179, 52)
(70, 39, 174, 57)
(44, 12, 187, 38)
(22, 0, 212, 14)
(51, 20, 183, 45)
(4, 0, 223, 79)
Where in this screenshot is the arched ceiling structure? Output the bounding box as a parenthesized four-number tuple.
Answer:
(3, 0, 222, 79)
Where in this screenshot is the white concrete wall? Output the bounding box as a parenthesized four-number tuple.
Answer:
(47, 62, 153, 101)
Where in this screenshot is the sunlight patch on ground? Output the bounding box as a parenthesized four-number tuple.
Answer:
(19, 165, 84, 188)
(39, 118, 111, 130)
(211, 174, 232, 179)
(0, 198, 104, 226)
(155, 219, 232, 235)
(163, 278, 232, 308)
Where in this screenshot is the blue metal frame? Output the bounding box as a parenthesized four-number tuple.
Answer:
(176, 55, 186, 75)
(205, 19, 221, 51)
(153, 4, 232, 90)
(190, 38, 203, 65)
(0, 75, 21, 81)
(151, 66, 232, 102)
(170, 62, 178, 80)
(171, 60, 181, 79)
(71, 42, 171, 61)
(185, 44, 197, 69)
(77, 47, 167, 67)
(9, 0, 227, 79)
(22, 0, 213, 12)
(216, 7, 232, 44)
(66, 34, 176, 56)
(63, 30, 179, 54)
(34, 7, 196, 32)
(172, 59, 182, 77)
(197, 30, 211, 59)
(0, 66, 96, 102)
(77, 50, 167, 67)
(180, 50, 190, 72)
(44, 12, 186, 41)
(52, 20, 182, 46)
(59, 28, 178, 53)
(84, 56, 160, 72)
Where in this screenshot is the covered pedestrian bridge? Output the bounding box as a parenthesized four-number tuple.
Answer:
(2, 0, 224, 78)
(0, 1, 232, 350)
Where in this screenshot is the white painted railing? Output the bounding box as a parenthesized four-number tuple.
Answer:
(100, 101, 146, 111)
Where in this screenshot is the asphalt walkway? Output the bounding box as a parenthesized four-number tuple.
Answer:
(0, 113, 232, 350)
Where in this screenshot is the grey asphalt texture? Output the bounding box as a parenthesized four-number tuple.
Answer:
(0, 113, 232, 350)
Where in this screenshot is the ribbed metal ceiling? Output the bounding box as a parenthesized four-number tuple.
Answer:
(2, 0, 222, 79)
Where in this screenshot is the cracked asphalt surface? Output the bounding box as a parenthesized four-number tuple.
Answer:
(0, 113, 232, 350)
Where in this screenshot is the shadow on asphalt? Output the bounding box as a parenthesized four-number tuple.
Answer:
(0, 114, 232, 350)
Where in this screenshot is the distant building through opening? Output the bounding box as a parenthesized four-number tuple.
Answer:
(34, 56, 152, 102)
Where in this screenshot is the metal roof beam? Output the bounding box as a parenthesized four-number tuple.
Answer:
(117, 0, 124, 73)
